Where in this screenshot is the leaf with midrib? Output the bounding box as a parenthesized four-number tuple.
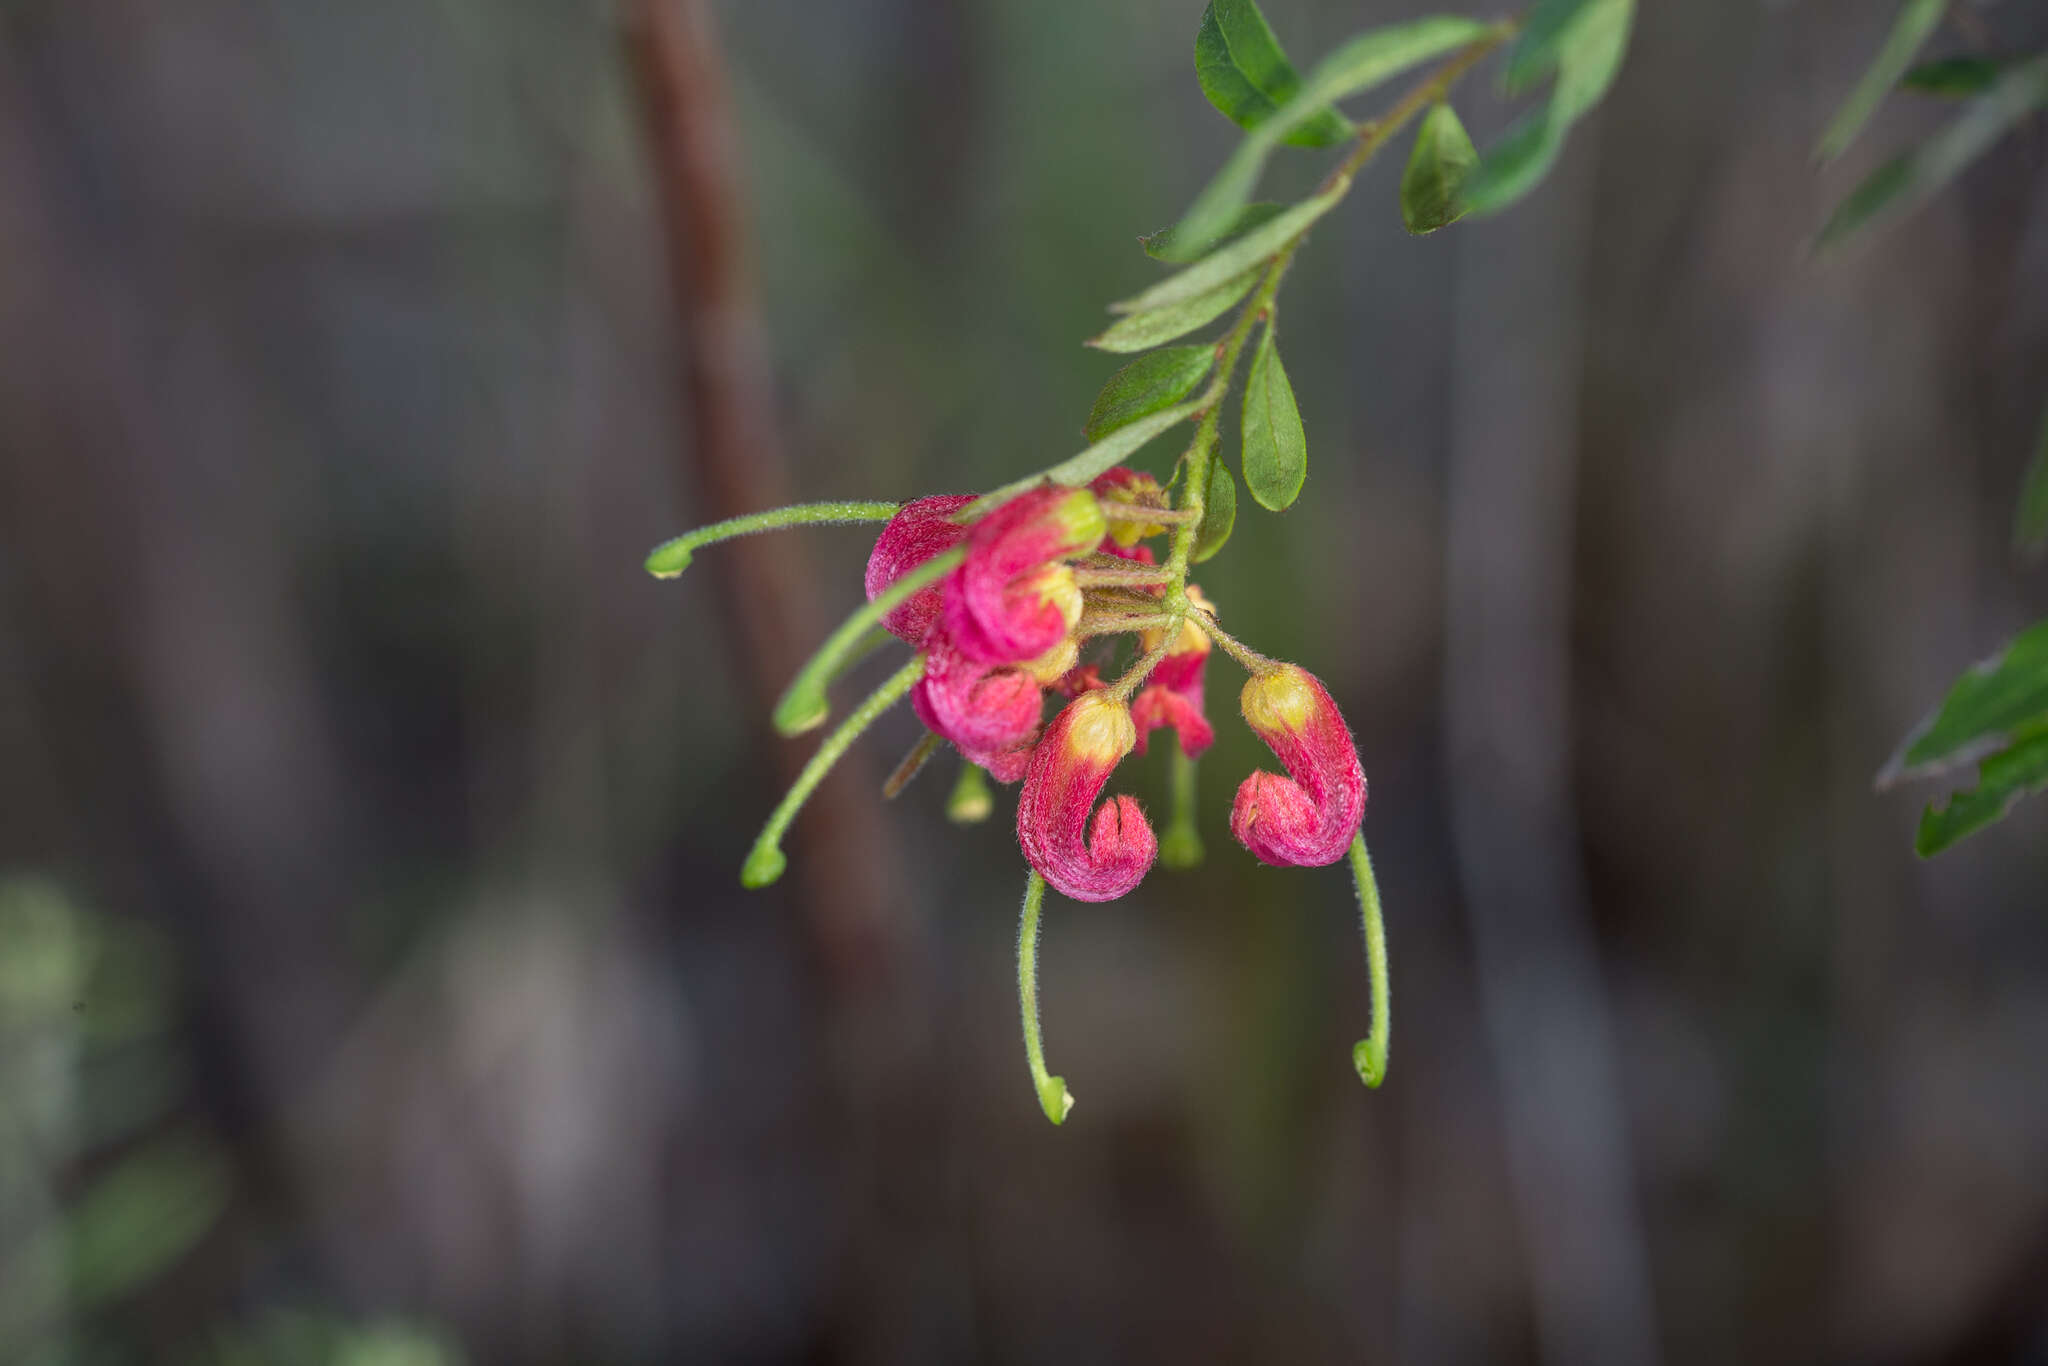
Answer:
(1816, 0, 1948, 162)
(1459, 0, 1632, 217)
(1401, 103, 1478, 234)
(1195, 0, 1354, 148)
(1114, 183, 1346, 317)
(1173, 15, 1493, 251)
(1240, 323, 1307, 511)
(1088, 266, 1262, 353)
(1141, 202, 1289, 264)
(1193, 457, 1238, 562)
(1084, 347, 1216, 442)
(1816, 54, 2048, 252)
(1915, 725, 2048, 856)
(1879, 617, 2048, 784)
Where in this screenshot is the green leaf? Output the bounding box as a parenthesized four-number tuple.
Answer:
(2016, 399, 2048, 555)
(1400, 102, 1479, 233)
(1174, 16, 1493, 249)
(1460, 0, 1632, 218)
(1141, 202, 1289, 264)
(1195, 0, 1354, 149)
(1880, 617, 2048, 783)
(65, 1137, 229, 1309)
(1115, 182, 1346, 317)
(962, 399, 1208, 516)
(1193, 457, 1238, 562)
(1816, 0, 1948, 162)
(1914, 725, 2048, 856)
(1456, 109, 1562, 216)
(1084, 346, 1216, 441)
(1816, 54, 2048, 252)
(1240, 323, 1307, 511)
(1503, 0, 1601, 92)
(1903, 55, 2003, 98)
(1088, 265, 1262, 353)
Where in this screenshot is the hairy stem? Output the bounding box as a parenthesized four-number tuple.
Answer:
(1348, 831, 1391, 1088)
(1017, 869, 1073, 1124)
(644, 500, 901, 578)
(744, 655, 927, 888)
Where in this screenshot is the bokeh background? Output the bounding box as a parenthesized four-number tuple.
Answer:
(4, 0, 2048, 1362)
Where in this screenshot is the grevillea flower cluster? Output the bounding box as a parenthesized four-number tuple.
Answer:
(637, 0, 1569, 1126)
(648, 465, 1387, 1123)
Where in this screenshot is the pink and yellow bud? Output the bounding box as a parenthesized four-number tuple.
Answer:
(1131, 586, 1215, 758)
(1016, 693, 1157, 902)
(864, 494, 975, 642)
(944, 487, 1105, 665)
(1090, 467, 1171, 547)
(1229, 664, 1366, 868)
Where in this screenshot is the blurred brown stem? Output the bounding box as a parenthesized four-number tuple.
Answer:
(622, 0, 904, 985)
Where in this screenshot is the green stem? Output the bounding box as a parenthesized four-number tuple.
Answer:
(947, 761, 993, 824)
(772, 546, 965, 735)
(882, 730, 944, 799)
(1017, 869, 1073, 1125)
(1347, 831, 1391, 1088)
(644, 500, 900, 578)
(743, 656, 926, 888)
(1159, 739, 1204, 870)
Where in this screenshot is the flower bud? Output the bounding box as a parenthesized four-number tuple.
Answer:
(1090, 467, 1171, 547)
(1016, 694, 1157, 902)
(944, 487, 1105, 665)
(1131, 587, 1214, 758)
(864, 494, 975, 642)
(1230, 665, 1366, 868)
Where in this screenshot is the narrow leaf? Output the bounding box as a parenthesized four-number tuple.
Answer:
(1400, 102, 1479, 233)
(1456, 109, 1562, 217)
(1174, 16, 1493, 249)
(1115, 182, 1345, 317)
(961, 400, 1207, 517)
(1503, 0, 1603, 92)
(1879, 616, 2048, 784)
(1084, 346, 1216, 442)
(1460, 0, 1631, 218)
(1240, 324, 1307, 511)
(1195, 0, 1354, 148)
(2015, 398, 2048, 555)
(1193, 457, 1238, 562)
(1088, 266, 1262, 352)
(1914, 726, 2048, 856)
(1816, 0, 1948, 162)
(1817, 54, 2048, 252)
(1903, 55, 2003, 98)
(1141, 202, 1289, 264)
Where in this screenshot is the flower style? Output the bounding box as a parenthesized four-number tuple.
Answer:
(1130, 586, 1215, 759)
(943, 486, 1106, 665)
(1016, 693, 1157, 902)
(1230, 665, 1367, 868)
(865, 493, 976, 642)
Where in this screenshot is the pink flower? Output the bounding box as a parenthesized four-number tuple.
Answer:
(943, 487, 1105, 666)
(1131, 601, 1214, 759)
(912, 635, 1045, 780)
(1016, 693, 1157, 902)
(864, 494, 975, 642)
(1229, 665, 1366, 868)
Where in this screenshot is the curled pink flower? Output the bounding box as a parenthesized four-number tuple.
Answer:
(864, 494, 975, 642)
(1229, 665, 1366, 868)
(1016, 693, 1156, 902)
(944, 487, 1104, 666)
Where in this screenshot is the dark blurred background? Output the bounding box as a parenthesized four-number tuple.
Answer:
(3, 0, 2047, 1362)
